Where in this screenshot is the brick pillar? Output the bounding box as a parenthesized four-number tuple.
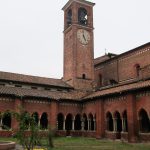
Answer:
(127, 94, 138, 142)
(96, 100, 104, 139)
(49, 101, 58, 130)
(12, 97, 22, 131)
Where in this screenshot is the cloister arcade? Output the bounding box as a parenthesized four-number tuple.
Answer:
(0, 109, 149, 136)
(57, 113, 96, 131)
(106, 110, 128, 133)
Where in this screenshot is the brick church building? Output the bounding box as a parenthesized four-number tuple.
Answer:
(0, 0, 150, 142)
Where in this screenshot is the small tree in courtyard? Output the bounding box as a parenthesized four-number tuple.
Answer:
(12, 110, 42, 150)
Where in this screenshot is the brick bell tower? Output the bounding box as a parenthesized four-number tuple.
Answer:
(62, 0, 95, 90)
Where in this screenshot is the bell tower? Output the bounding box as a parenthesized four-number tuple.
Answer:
(62, 0, 95, 90)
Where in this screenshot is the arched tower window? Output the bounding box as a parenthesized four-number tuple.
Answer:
(67, 9, 72, 27)
(78, 8, 88, 26)
(82, 74, 86, 79)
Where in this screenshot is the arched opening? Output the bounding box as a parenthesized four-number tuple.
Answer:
(74, 114, 81, 130)
(32, 112, 39, 126)
(83, 114, 88, 130)
(57, 113, 64, 130)
(114, 111, 122, 132)
(78, 7, 88, 26)
(82, 74, 86, 79)
(65, 114, 72, 131)
(88, 113, 94, 131)
(106, 112, 113, 131)
(135, 64, 140, 77)
(67, 9, 72, 27)
(40, 112, 48, 130)
(2, 112, 11, 130)
(122, 110, 128, 132)
(139, 109, 150, 133)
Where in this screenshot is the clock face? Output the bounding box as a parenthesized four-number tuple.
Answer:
(77, 29, 90, 45)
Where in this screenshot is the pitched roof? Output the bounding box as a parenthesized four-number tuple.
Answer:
(0, 71, 71, 88)
(94, 42, 150, 67)
(0, 86, 87, 100)
(85, 79, 150, 99)
(62, 0, 95, 10)
(94, 53, 117, 66)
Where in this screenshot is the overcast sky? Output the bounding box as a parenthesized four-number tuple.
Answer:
(0, 0, 150, 78)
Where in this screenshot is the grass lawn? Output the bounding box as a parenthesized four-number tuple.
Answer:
(0, 137, 150, 150)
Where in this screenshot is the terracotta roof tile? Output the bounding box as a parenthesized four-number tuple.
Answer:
(0, 86, 87, 100)
(0, 71, 71, 88)
(85, 80, 150, 99)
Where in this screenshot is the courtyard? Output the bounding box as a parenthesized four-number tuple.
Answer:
(0, 137, 150, 150)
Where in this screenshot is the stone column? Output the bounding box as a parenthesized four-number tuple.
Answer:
(0, 116, 3, 130)
(72, 118, 75, 130)
(88, 119, 90, 131)
(63, 116, 66, 130)
(81, 118, 85, 131)
(38, 115, 41, 128)
(122, 119, 125, 132)
(122, 118, 127, 132)
(113, 118, 117, 132)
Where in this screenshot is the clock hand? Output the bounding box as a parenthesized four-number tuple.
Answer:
(83, 34, 86, 41)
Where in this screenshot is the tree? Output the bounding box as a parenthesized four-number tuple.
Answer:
(12, 110, 42, 150)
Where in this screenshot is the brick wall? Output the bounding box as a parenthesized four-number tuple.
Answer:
(95, 45, 150, 87)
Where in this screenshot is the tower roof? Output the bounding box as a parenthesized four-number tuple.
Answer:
(62, 0, 95, 10)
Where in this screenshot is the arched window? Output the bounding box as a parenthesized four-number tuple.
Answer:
(106, 112, 113, 131)
(2, 112, 11, 130)
(67, 9, 72, 27)
(78, 7, 88, 26)
(82, 74, 86, 79)
(57, 113, 64, 130)
(139, 109, 150, 133)
(74, 114, 81, 130)
(135, 64, 140, 77)
(40, 112, 48, 130)
(65, 114, 73, 131)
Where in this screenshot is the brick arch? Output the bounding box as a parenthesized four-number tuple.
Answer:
(40, 112, 48, 130)
(113, 111, 121, 118)
(106, 111, 113, 131)
(2, 111, 12, 130)
(65, 113, 73, 131)
(138, 108, 150, 133)
(82, 113, 88, 130)
(114, 111, 122, 132)
(74, 114, 81, 130)
(57, 113, 64, 130)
